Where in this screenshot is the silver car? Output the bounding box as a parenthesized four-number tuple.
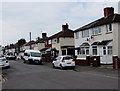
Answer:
(0, 57, 10, 68)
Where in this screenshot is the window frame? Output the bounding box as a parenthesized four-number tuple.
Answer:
(92, 46, 97, 55)
(82, 30, 89, 38)
(92, 27, 102, 35)
(103, 46, 106, 55)
(107, 46, 112, 55)
(80, 46, 89, 55)
(106, 24, 112, 33)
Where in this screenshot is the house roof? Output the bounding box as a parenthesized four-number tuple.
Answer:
(36, 37, 48, 44)
(91, 42, 100, 45)
(61, 45, 74, 48)
(98, 40, 112, 45)
(80, 43, 90, 46)
(24, 41, 36, 46)
(48, 29, 74, 39)
(91, 40, 112, 46)
(75, 14, 120, 32)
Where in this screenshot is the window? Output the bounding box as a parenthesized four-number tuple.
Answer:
(62, 50, 66, 55)
(30, 52, 41, 57)
(107, 46, 112, 55)
(24, 53, 29, 56)
(92, 46, 97, 55)
(63, 56, 73, 60)
(57, 38, 59, 43)
(106, 24, 112, 32)
(57, 57, 61, 60)
(92, 27, 101, 35)
(103, 47, 106, 55)
(82, 30, 89, 38)
(86, 47, 89, 55)
(75, 32, 79, 39)
(80, 47, 89, 55)
(80, 47, 85, 54)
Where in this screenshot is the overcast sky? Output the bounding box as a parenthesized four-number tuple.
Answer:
(0, 0, 119, 46)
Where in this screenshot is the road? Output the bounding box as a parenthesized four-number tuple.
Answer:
(2, 59, 119, 89)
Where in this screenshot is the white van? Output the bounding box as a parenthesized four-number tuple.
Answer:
(23, 50, 42, 64)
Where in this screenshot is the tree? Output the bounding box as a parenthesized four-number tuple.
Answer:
(17, 38, 26, 47)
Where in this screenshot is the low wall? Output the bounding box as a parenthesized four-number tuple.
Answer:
(113, 56, 120, 69)
(75, 56, 90, 66)
(75, 59, 88, 66)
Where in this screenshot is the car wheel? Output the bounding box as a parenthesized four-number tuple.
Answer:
(26, 60, 30, 64)
(60, 64, 64, 69)
(52, 63, 55, 68)
(72, 66, 75, 70)
(23, 59, 26, 63)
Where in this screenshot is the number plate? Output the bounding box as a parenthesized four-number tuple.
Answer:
(67, 62, 71, 64)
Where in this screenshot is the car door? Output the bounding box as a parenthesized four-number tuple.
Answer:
(54, 57, 61, 67)
(56, 57, 62, 67)
(24, 53, 29, 61)
(0, 59, 2, 67)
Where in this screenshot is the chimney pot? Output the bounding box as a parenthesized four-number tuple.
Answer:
(62, 23, 69, 32)
(42, 33, 47, 39)
(104, 7, 114, 17)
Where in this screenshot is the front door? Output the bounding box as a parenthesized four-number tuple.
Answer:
(100, 46, 112, 64)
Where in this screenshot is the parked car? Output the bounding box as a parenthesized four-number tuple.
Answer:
(5, 52, 16, 60)
(23, 50, 42, 64)
(0, 57, 10, 68)
(5, 55, 16, 60)
(52, 55, 75, 69)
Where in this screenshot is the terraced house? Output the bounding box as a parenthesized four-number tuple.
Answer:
(74, 7, 120, 64)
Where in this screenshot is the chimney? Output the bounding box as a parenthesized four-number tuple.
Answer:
(42, 33, 47, 39)
(104, 7, 114, 17)
(62, 23, 69, 32)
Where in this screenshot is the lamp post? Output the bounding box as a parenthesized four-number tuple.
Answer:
(29, 32, 32, 49)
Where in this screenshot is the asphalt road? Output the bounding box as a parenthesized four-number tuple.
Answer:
(2, 59, 119, 89)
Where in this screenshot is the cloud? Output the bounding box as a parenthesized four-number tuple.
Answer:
(1, 2, 119, 46)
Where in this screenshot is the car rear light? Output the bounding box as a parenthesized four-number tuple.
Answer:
(72, 59, 75, 62)
(62, 59, 65, 62)
(6, 61, 8, 63)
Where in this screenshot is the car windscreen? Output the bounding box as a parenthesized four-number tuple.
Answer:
(30, 52, 41, 57)
(63, 56, 73, 60)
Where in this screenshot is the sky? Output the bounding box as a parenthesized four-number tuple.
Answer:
(0, 0, 119, 46)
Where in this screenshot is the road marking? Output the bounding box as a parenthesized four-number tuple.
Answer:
(1, 74, 8, 83)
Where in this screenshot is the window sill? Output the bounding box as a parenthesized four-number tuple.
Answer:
(92, 33, 102, 36)
(106, 32, 112, 34)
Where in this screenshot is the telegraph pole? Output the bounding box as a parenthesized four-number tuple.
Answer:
(29, 32, 32, 49)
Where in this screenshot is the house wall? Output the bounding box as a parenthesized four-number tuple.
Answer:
(52, 37, 74, 56)
(52, 43, 61, 55)
(34, 43, 45, 50)
(60, 37, 74, 46)
(23, 46, 30, 50)
(113, 23, 120, 57)
(118, 23, 120, 57)
(74, 24, 113, 55)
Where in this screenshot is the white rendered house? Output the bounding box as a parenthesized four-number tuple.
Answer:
(74, 7, 120, 64)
